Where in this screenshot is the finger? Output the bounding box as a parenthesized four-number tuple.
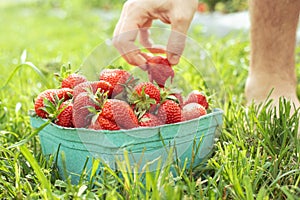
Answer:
(167, 2, 197, 65)
(113, 0, 130, 39)
(123, 50, 148, 70)
(114, 26, 147, 66)
(114, 27, 149, 68)
(147, 45, 166, 54)
(113, 1, 149, 67)
(139, 22, 152, 48)
(166, 30, 187, 65)
(140, 52, 152, 60)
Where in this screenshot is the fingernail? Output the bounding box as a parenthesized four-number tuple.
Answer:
(169, 55, 180, 65)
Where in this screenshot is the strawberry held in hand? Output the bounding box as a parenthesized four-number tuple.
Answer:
(146, 56, 174, 88)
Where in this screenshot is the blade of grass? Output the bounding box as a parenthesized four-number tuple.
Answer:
(256, 186, 268, 200)
(8, 119, 51, 149)
(1, 61, 51, 90)
(243, 175, 254, 200)
(19, 145, 55, 199)
(280, 186, 297, 200)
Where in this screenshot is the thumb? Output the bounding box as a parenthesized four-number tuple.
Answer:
(167, 29, 187, 65)
(167, 4, 196, 65)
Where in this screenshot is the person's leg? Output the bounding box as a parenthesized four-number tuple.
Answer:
(246, 0, 300, 107)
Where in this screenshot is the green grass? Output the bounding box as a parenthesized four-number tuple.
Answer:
(1, 1, 300, 199)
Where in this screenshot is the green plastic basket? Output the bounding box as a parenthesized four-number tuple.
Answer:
(30, 108, 223, 183)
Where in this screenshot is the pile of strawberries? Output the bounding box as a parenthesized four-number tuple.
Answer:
(34, 56, 209, 130)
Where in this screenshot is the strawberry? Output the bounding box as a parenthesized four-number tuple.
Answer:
(89, 116, 120, 131)
(94, 81, 112, 96)
(73, 80, 112, 100)
(56, 100, 74, 127)
(102, 99, 139, 129)
(182, 103, 206, 121)
(134, 82, 160, 103)
(139, 112, 162, 127)
(171, 93, 184, 108)
(55, 63, 87, 89)
(90, 98, 139, 130)
(99, 68, 132, 97)
(157, 100, 182, 124)
(72, 92, 100, 128)
(146, 56, 174, 88)
(129, 82, 161, 114)
(159, 87, 184, 108)
(184, 90, 209, 109)
(34, 88, 73, 118)
(61, 73, 87, 89)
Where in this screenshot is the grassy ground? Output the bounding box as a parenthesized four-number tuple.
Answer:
(1, 1, 300, 199)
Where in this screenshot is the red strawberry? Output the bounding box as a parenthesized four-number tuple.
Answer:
(99, 69, 131, 97)
(169, 92, 184, 108)
(159, 87, 184, 108)
(182, 103, 206, 121)
(89, 99, 139, 130)
(129, 82, 161, 113)
(34, 88, 73, 118)
(184, 90, 209, 109)
(95, 80, 113, 97)
(56, 100, 74, 127)
(61, 73, 87, 89)
(139, 113, 162, 127)
(72, 92, 99, 128)
(146, 56, 174, 88)
(89, 116, 120, 131)
(134, 82, 160, 103)
(73, 80, 112, 100)
(103, 99, 139, 129)
(55, 63, 87, 89)
(73, 81, 98, 100)
(157, 100, 182, 124)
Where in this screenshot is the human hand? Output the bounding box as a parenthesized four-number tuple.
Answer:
(113, 0, 198, 69)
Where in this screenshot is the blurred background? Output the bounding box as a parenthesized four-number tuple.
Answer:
(1, 0, 299, 106)
(0, 0, 249, 13)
